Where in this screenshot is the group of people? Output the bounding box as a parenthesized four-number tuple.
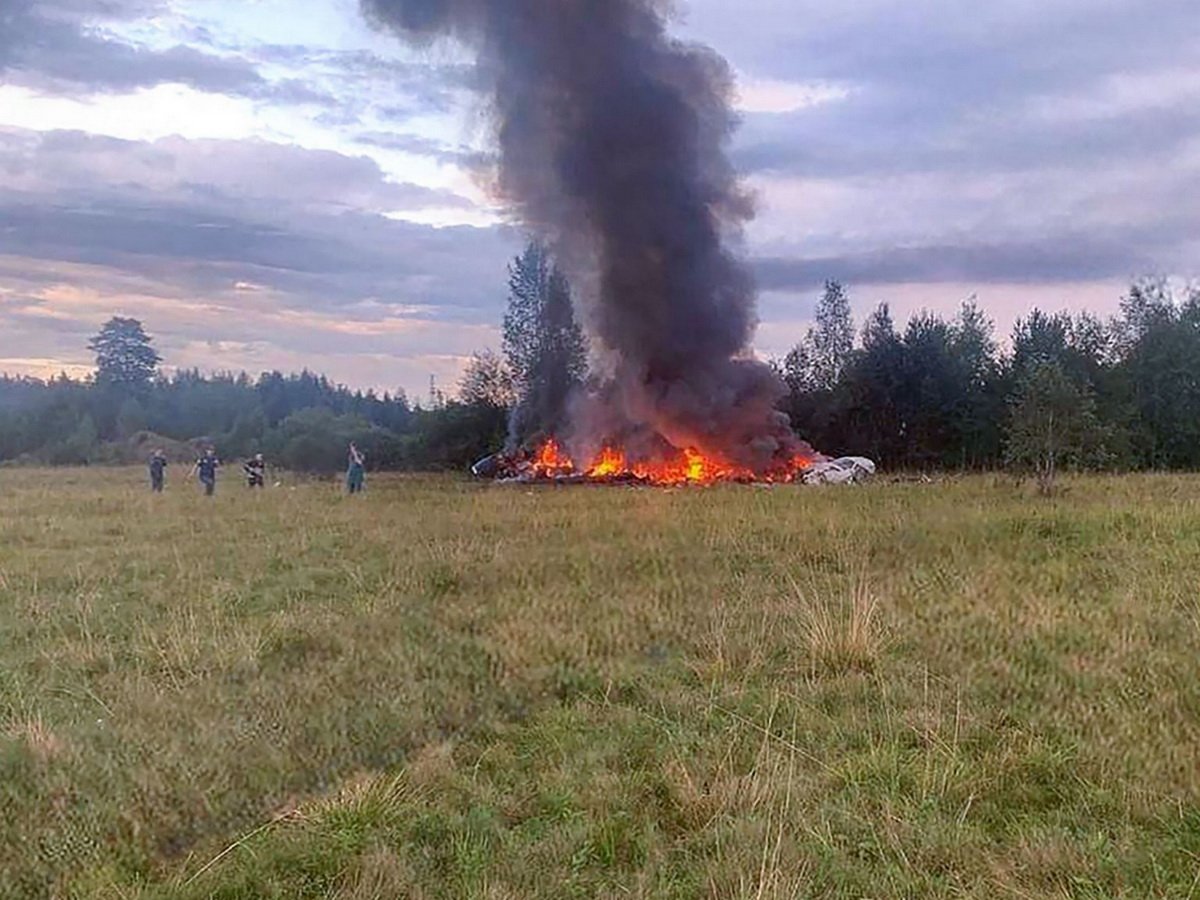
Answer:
(148, 443, 367, 496)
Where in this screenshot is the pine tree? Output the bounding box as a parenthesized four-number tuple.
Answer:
(949, 300, 1003, 468)
(810, 280, 854, 390)
(88, 318, 160, 389)
(501, 240, 587, 445)
(502, 242, 551, 395)
(839, 302, 905, 464)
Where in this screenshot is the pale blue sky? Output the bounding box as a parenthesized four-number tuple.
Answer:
(1, 0, 1195, 397)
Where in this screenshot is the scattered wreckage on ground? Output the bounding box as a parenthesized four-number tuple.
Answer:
(800, 456, 877, 485)
(471, 445, 878, 487)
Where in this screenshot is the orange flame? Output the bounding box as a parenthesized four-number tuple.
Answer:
(532, 438, 575, 476)
(526, 439, 816, 485)
(587, 446, 626, 478)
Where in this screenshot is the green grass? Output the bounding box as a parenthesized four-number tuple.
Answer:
(3, 468, 1200, 898)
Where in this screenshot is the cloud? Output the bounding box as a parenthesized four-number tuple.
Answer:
(754, 233, 1166, 294)
(714, 0, 1200, 183)
(736, 78, 853, 116)
(0, 126, 520, 391)
(0, 256, 497, 392)
(0, 127, 510, 308)
(668, 0, 1200, 294)
(354, 130, 492, 169)
(0, 0, 335, 104)
(735, 75, 1200, 181)
(689, 0, 1198, 102)
(235, 43, 476, 124)
(2, 0, 1196, 389)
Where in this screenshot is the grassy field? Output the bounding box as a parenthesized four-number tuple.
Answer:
(2, 468, 1200, 898)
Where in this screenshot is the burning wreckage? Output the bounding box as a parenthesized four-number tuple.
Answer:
(364, 0, 871, 486)
(472, 442, 876, 487)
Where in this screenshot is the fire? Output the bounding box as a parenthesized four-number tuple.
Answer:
(587, 446, 627, 478)
(532, 438, 575, 477)
(523, 440, 815, 485)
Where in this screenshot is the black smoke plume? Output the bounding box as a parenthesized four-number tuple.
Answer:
(361, 0, 812, 471)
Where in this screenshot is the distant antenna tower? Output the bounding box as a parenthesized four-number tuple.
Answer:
(429, 374, 437, 409)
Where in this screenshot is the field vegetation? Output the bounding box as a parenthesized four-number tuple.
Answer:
(2, 468, 1200, 898)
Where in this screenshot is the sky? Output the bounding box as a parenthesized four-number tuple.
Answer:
(1, 0, 1196, 399)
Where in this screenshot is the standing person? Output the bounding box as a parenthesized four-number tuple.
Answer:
(190, 447, 221, 497)
(346, 442, 366, 495)
(243, 453, 266, 489)
(148, 448, 168, 493)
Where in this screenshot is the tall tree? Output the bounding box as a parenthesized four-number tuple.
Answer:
(896, 311, 962, 468)
(1114, 280, 1200, 468)
(502, 242, 552, 394)
(1007, 308, 1128, 466)
(785, 281, 854, 393)
(948, 300, 1003, 467)
(779, 281, 855, 450)
(88, 317, 161, 389)
(1116, 276, 1176, 349)
(838, 303, 906, 464)
(1011, 309, 1073, 381)
(810, 280, 854, 391)
(502, 241, 587, 445)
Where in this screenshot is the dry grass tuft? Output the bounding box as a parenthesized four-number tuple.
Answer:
(309, 771, 418, 824)
(6, 715, 65, 763)
(793, 571, 886, 676)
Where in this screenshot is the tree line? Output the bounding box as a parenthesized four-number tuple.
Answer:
(0, 244, 581, 474)
(0, 314, 502, 472)
(776, 278, 1200, 484)
(466, 259, 1200, 486)
(2, 248, 1197, 480)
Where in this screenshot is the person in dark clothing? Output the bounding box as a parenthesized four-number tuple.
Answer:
(191, 448, 221, 496)
(243, 453, 266, 489)
(148, 449, 167, 493)
(346, 442, 366, 494)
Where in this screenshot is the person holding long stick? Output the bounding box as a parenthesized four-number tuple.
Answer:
(346, 442, 366, 495)
(243, 453, 266, 489)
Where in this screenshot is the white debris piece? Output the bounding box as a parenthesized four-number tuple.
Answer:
(803, 456, 877, 485)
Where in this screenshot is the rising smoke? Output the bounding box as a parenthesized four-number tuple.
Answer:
(361, 0, 812, 472)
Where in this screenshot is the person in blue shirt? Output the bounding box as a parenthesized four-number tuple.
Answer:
(148, 449, 167, 493)
(190, 448, 221, 496)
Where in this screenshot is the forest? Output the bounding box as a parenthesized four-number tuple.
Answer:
(2, 242, 1197, 478)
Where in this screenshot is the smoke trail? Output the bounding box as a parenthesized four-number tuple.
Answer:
(362, 0, 811, 471)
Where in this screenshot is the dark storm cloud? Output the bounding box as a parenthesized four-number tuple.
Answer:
(754, 233, 1172, 294)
